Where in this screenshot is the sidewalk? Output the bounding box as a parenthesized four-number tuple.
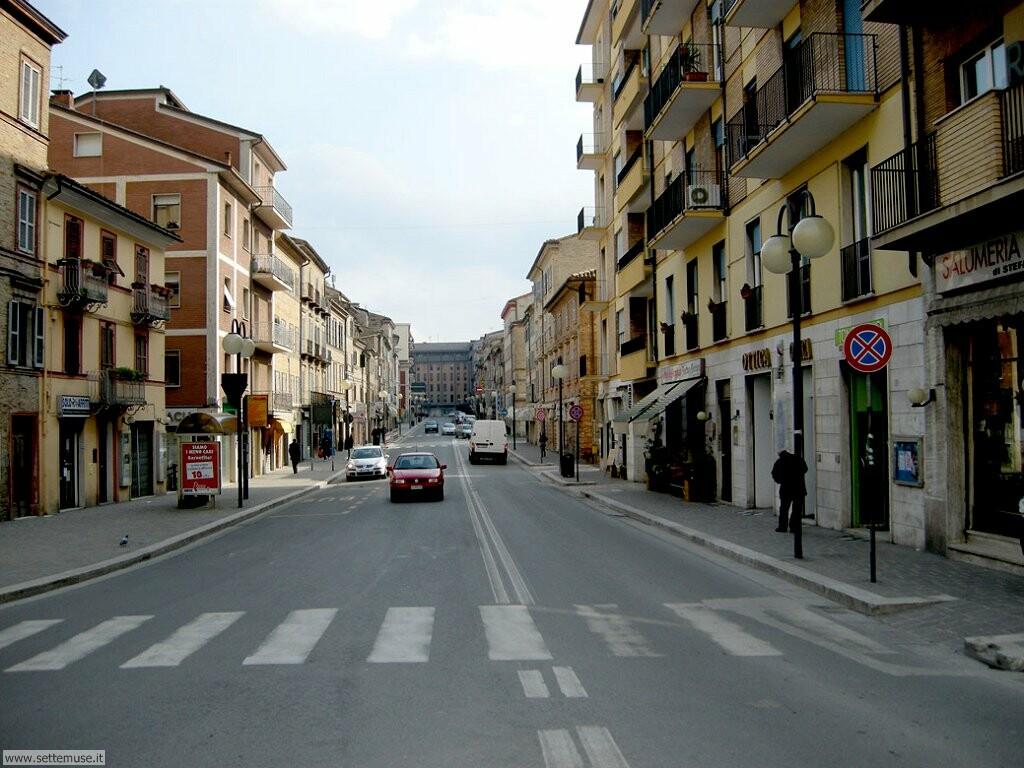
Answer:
(0, 461, 341, 603)
(511, 444, 1024, 653)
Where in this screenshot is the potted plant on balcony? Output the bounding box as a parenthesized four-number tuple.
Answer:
(680, 309, 697, 325)
(680, 42, 708, 82)
(740, 283, 753, 301)
(111, 366, 143, 381)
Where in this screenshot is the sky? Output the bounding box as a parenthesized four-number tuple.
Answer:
(34, 0, 594, 343)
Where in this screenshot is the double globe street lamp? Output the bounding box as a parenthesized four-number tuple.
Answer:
(551, 363, 567, 460)
(221, 321, 256, 509)
(759, 190, 834, 560)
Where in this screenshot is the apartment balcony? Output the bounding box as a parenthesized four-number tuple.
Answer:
(272, 390, 293, 412)
(618, 336, 652, 381)
(612, 56, 646, 131)
(580, 279, 611, 311)
(861, 0, 938, 24)
(582, 352, 612, 381)
(577, 133, 606, 171)
(56, 258, 107, 310)
(577, 207, 607, 240)
(647, 170, 726, 251)
(871, 83, 1024, 253)
(645, 43, 722, 141)
(641, 0, 701, 36)
(301, 282, 322, 309)
(726, 33, 877, 179)
(93, 370, 145, 408)
(130, 283, 170, 326)
(614, 147, 650, 213)
(743, 284, 763, 332)
(840, 239, 873, 302)
(252, 321, 294, 353)
(617, 241, 650, 294)
(576, 62, 606, 102)
(723, 0, 792, 29)
(253, 185, 293, 230)
(611, 0, 644, 49)
(251, 254, 296, 292)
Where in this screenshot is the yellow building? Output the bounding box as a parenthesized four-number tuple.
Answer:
(41, 174, 178, 512)
(577, 0, 931, 547)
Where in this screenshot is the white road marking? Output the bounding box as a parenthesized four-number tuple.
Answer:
(538, 729, 584, 768)
(458, 449, 509, 604)
(0, 620, 62, 652)
(121, 612, 244, 668)
(367, 607, 434, 663)
(553, 665, 588, 698)
(576, 604, 661, 657)
(6, 616, 152, 672)
(242, 609, 336, 665)
(518, 669, 550, 698)
(576, 726, 631, 768)
(479, 605, 552, 661)
(665, 603, 782, 657)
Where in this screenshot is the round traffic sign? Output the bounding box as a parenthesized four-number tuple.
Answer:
(569, 404, 584, 422)
(843, 323, 892, 374)
(475, 385, 484, 395)
(535, 408, 546, 422)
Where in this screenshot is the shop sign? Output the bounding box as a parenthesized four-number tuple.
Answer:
(657, 358, 704, 385)
(788, 338, 814, 362)
(58, 395, 91, 417)
(180, 441, 221, 495)
(835, 318, 885, 348)
(742, 348, 772, 372)
(935, 230, 1024, 293)
(246, 394, 269, 428)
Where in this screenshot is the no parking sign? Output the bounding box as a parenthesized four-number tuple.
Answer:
(843, 323, 892, 374)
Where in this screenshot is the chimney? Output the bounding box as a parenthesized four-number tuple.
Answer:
(224, 150, 232, 166)
(50, 89, 74, 109)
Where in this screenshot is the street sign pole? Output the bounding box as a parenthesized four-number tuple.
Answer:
(575, 421, 579, 483)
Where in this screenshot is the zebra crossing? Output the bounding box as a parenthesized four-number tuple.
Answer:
(0, 598, 893, 674)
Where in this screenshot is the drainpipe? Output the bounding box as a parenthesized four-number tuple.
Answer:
(898, 24, 919, 276)
(646, 29, 658, 369)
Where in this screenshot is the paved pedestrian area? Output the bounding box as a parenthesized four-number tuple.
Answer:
(0, 461, 340, 592)
(511, 442, 1024, 646)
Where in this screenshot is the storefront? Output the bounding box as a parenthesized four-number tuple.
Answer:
(57, 395, 90, 509)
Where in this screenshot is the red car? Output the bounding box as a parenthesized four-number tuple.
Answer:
(388, 452, 446, 502)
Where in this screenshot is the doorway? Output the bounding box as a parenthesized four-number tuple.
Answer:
(130, 422, 154, 498)
(843, 0, 867, 91)
(749, 374, 774, 508)
(59, 420, 80, 509)
(98, 419, 109, 503)
(848, 368, 889, 527)
(10, 415, 37, 518)
(717, 380, 732, 502)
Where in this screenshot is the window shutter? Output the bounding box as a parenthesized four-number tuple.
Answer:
(30, 67, 40, 125)
(33, 306, 44, 368)
(66, 218, 82, 260)
(20, 63, 31, 122)
(7, 302, 19, 365)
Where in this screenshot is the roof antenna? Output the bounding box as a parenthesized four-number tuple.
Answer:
(52, 65, 68, 90)
(87, 69, 106, 117)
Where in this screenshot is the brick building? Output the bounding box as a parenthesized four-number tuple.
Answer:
(411, 342, 473, 409)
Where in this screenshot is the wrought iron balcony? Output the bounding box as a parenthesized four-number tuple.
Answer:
(253, 185, 293, 230)
(251, 254, 296, 291)
(131, 284, 170, 325)
(273, 390, 292, 411)
(647, 169, 726, 251)
(645, 43, 722, 140)
(57, 259, 107, 310)
(94, 369, 146, 407)
(252, 321, 295, 353)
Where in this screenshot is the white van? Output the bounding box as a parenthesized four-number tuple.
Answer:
(468, 420, 509, 464)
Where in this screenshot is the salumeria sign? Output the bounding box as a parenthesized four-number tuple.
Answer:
(936, 230, 1024, 293)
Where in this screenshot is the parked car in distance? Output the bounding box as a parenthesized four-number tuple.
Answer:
(424, 420, 438, 434)
(468, 419, 508, 464)
(346, 445, 388, 481)
(456, 423, 473, 439)
(389, 453, 446, 502)
(441, 422, 457, 436)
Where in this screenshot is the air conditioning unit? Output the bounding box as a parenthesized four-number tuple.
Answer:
(686, 184, 721, 208)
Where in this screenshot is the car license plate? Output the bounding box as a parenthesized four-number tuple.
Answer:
(410, 485, 423, 490)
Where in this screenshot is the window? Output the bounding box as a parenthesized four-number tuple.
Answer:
(224, 201, 232, 236)
(686, 260, 698, 313)
(135, 333, 149, 376)
(73, 133, 102, 157)
(65, 215, 83, 261)
(165, 350, 180, 387)
(960, 39, 1007, 104)
(664, 276, 675, 325)
(223, 277, 234, 313)
(242, 288, 250, 320)
(19, 58, 41, 128)
(16, 188, 36, 255)
(713, 241, 726, 301)
(252, 160, 262, 186)
(165, 272, 180, 307)
(746, 218, 762, 287)
(63, 314, 81, 376)
(7, 302, 43, 368)
(135, 245, 149, 285)
(616, 309, 625, 348)
(100, 231, 117, 284)
(152, 194, 181, 230)
(100, 322, 115, 369)
(243, 220, 251, 251)
(613, 151, 623, 188)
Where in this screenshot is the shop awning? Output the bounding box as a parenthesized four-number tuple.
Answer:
(612, 378, 703, 427)
(175, 411, 237, 435)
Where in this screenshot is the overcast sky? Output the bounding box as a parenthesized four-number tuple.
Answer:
(36, 0, 593, 343)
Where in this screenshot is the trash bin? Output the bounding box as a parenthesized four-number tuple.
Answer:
(560, 452, 575, 478)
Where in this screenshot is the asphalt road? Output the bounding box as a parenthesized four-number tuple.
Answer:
(1, 422, 1021, 767)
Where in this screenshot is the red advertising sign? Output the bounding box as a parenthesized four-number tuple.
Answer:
(180, 441, 221, 495)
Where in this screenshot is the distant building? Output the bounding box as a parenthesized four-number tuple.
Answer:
(411, 342, 473, 409)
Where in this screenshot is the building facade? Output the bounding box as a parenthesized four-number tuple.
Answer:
(501, 294, 530, 440)
(411, 342, 473, 410)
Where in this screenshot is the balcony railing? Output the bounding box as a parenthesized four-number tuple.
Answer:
(644, 43, 720, 128)
(251, 254, 296, 290)
(870, 133, 939, 234)
(1004, 83, 1024, 177)
(711, 301, 728, 342)
(57, 259, 107, 308)
(743, 284, 763, 332)
(577, 133, 605, 164)
(94, 370, 145, 407)
(617, 239, 645, 270)
(647, 169, 726, 241)
(726, 33, 877, 168)
(131, 284, 170, 325)
(253, 185, 293, 228)
(620, 336, 646, 356)
(576, 62, 606, 95)
(577, 207, 605, 233)
(616, 146, 643, 188)
(273, 391, 292, 411)
(613, 56, 639, 102)
(786, 264, 811, 318)
(253, 321, 295, 350)
(840, 239, 873, 301)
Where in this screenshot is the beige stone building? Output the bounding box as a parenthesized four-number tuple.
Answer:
(501, 293, 530, 435)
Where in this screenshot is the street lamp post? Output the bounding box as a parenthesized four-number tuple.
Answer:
(397, 392, 403, 436)
(508, 384, 517, 451)
(760, 191, 834, 560)
(491, 390, 498, 420)
(221, 320, 256, 509)
(378, 389, 389, 444)
(551, 364, 567, 459)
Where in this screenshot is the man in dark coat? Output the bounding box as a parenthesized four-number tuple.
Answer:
(288, 439, 301, 474)
(771, 448, 808, 533)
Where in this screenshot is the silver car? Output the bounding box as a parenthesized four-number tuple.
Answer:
(345, 445, 388, 481)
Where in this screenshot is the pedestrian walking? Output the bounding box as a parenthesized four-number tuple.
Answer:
(538, 432, 548, 460)
(288, 438, 301, 474)
(320, 435, 332, 463)
(345, 433, 354, 455)
(771, 448, 808, 533)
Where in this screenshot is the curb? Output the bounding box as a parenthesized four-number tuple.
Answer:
(0, 472, 342, 605)
(540, 470, 598, 486)
(508, 450, 551, 468)
(577, 488, 957, 617)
